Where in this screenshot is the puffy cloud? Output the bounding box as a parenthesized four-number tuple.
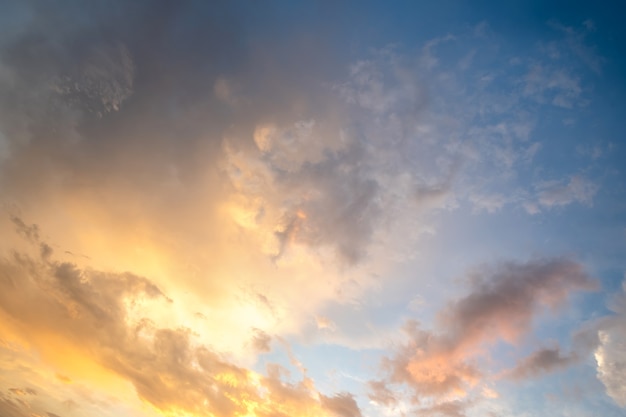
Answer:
(0, 4, 616, 417)
(374, 258, 596, 411)
(593, 280, 626, 407)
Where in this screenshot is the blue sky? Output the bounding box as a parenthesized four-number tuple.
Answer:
(0, 1, 625, 417)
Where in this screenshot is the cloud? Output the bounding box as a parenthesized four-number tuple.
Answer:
(8, 388, 37, 396)
(334, 51, 425, 114)
(250, 328, 272, 353)
(414, 177, 456, 211)
(0, 4, 617, 417)
(417, 399, 469, 417)
(0, 0, 418, 361)
(315, 316, 337, 331)
(0, 395, 33, 417)
(548, 20, 605, 74)
(593, 280, 626, 407)
(0, 388, 65, 417)
(505, 345, 578, 380)
(10, 216, 40, 242)
(523, 65, 583, 108)
(536, 175, 598, 208)
(320, 393, 362, 417)
(223, 48, 458, 266)
(367, 380, 398, 407)
(468, 193, 507, 213)
(0, 229, 365, 417)
(52, 42, 134, 115)
(374, 258, 596, 410)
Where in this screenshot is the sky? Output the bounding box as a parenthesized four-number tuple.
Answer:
(0, 1, 625, 416)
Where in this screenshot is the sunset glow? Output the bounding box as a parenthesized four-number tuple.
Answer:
(1, 2, 625, 417)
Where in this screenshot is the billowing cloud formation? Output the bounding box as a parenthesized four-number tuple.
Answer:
(374, 258, 596, 410)
(0, 0, 411, 362)
(0, 3, 624, 417)
(0, 5, 445, 415)
(0, 220, 363, 417)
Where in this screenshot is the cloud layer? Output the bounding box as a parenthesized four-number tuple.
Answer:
(0, 2, 624, 417)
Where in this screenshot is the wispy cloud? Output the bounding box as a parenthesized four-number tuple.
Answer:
(536, 175, 598, 209)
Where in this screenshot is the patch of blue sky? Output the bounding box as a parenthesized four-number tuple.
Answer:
(251, 336, 382, 400)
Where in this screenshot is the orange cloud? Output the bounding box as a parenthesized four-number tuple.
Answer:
(0, 222, 364, 417)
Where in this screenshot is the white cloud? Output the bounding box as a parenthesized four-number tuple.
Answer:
(594, 280, 626, 407)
